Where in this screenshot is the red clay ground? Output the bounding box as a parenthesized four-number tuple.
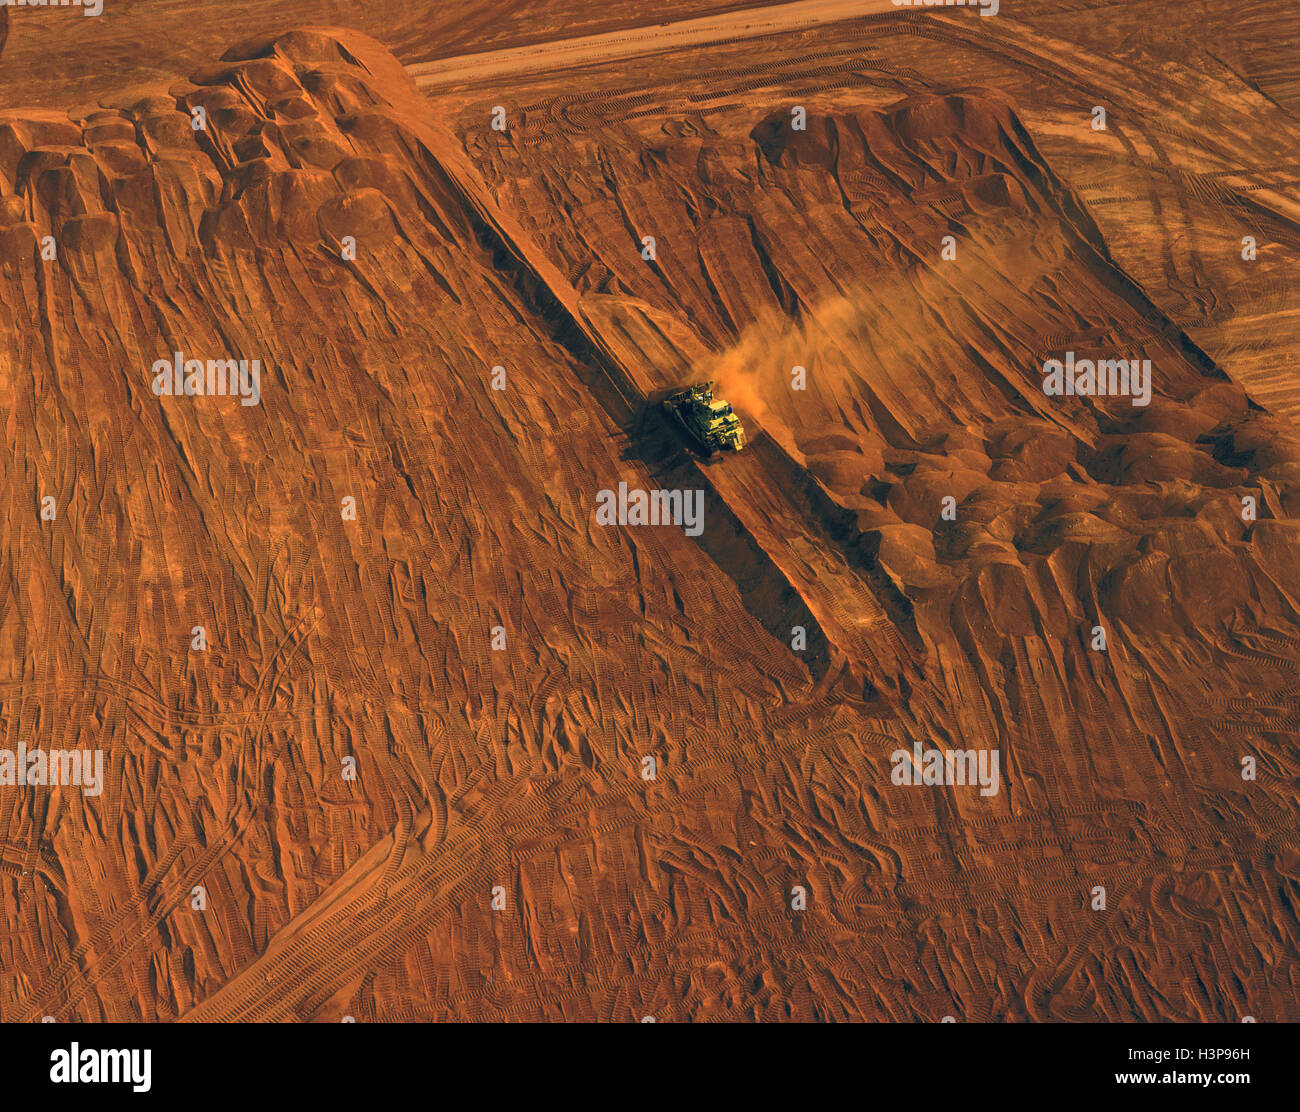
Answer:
(2, 3, 1299, 1021)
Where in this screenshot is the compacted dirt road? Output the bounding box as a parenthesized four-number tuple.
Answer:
(407, 0, 909, 87)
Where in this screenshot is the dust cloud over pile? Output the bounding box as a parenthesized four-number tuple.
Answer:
(700, 278, 941, 461)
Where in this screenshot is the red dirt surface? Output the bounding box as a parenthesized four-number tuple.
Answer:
(2, 3, 1299, 1022)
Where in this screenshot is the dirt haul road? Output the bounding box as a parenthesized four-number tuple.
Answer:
(406, 0, 951, 87)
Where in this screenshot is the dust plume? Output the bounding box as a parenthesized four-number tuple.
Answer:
(695, 279, 935, 449)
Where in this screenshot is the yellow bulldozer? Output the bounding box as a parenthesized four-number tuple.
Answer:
(662, 382, 746, 454)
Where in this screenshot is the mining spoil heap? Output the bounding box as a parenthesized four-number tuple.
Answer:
(2, 3, 1300, 1022)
